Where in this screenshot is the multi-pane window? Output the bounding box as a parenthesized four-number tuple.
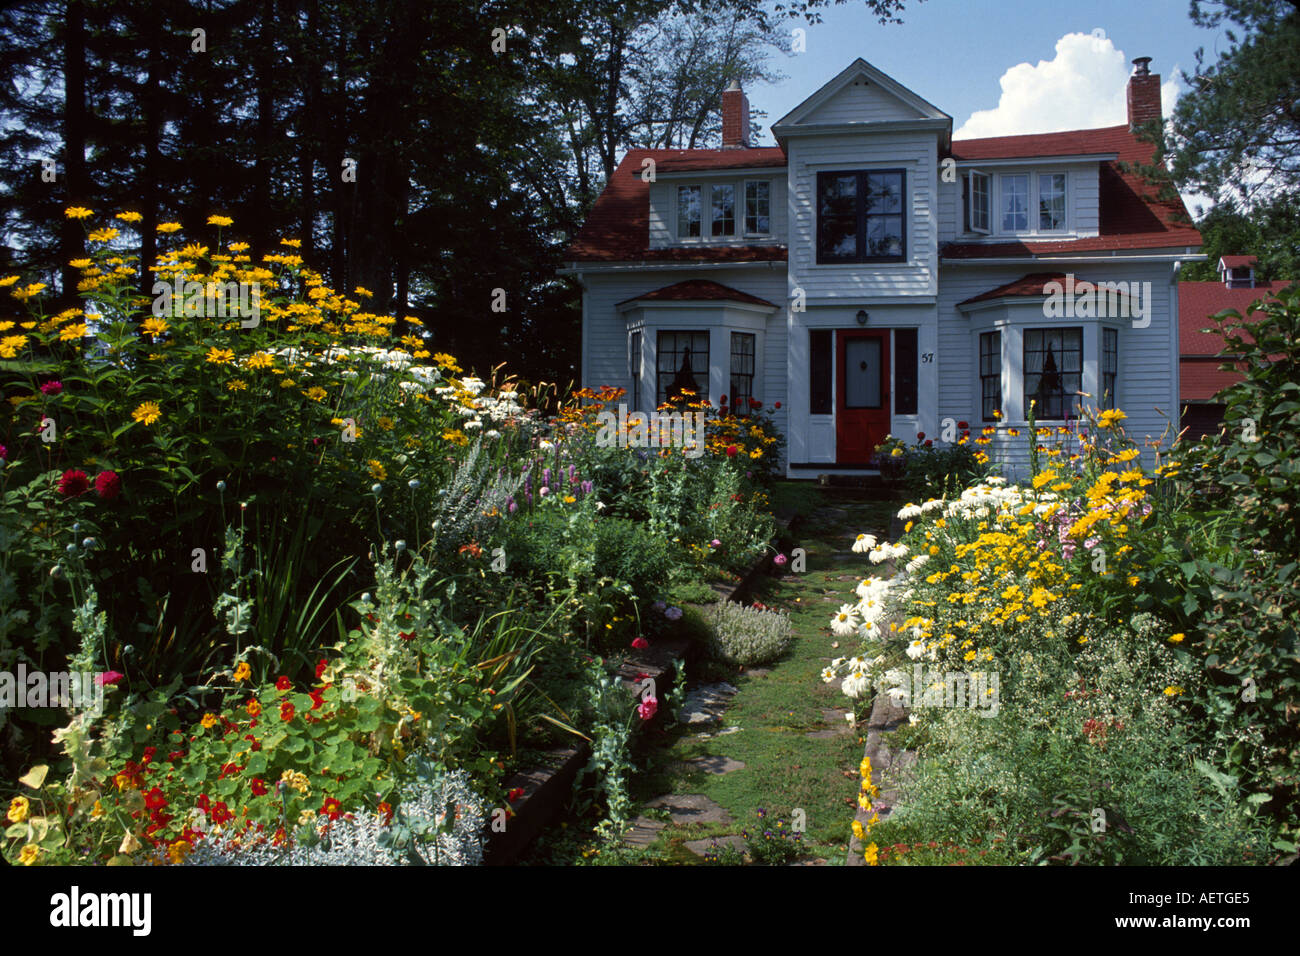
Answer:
(711, 184, 736, 236)
(979, 331, 1001, 422)
(657, 331, 709, 406)
(969, 171, 990, 234)
(1102, 327, 1118, 410)
(1000, 174, 1029, 231)
(1038, 173, 1066, 231)
(730, 332, 756, 414)
(677, 186, 701, 238)
(744, 180, 770, 235)
(816, 169, 906, 263)
(1023, 327, 1082, 420)
(629, 330, 642, 412)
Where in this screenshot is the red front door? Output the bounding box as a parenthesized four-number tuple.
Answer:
(836, 329, 890, 464)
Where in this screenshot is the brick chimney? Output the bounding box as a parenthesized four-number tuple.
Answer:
(1126, 56, 1162, 129)
(721, 80, 750, 148)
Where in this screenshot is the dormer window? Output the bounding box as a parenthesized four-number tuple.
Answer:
(816, 169, 906, 264)
(711, 184, 736, 236)
(967, 170, 990, 234)
(1038, 173, 1066, 231)
(677, 186, 702, 238)
(745, 180, 771, 236)
(1000, 174, 1029, 231)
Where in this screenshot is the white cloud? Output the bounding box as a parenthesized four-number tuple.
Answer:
(954, 29, 1181, 140)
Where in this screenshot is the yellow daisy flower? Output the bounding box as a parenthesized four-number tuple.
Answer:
(132, 401, 162, 426)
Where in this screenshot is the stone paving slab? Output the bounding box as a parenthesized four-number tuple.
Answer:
(684, 834, 747, 858)
(681, 754, 745, 775)
(644, 793, 733, 826)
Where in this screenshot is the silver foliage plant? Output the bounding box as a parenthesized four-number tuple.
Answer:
(705, 600, 794, 667)
(429, 438, 522, 549)
(171, 768, 485, 866)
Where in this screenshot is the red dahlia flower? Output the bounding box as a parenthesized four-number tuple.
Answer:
(94, 470, 121, 499)
(58, 469, 90, 497)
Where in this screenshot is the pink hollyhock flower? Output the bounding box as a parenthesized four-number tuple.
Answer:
(57, 469, 90, 497)
(637, 696, 659, 721)
(39, 380, 62, 396)
(773, 553, 788, 566)
(710, 539, 721, 548)
(94, 470, 121, 500)
(630, 637, 649, 650)
(96, 671, 124, 686)
(0, 444, 7, 460)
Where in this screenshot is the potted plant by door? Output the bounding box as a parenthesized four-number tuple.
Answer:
(875, 435, 907, 481)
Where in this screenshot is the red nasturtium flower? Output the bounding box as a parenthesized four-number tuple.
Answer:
(209, 802, 233, 825)
(315, 659, 329, 680)
(507, 788, 526, 802)
(275, 675, 292, 691)
(94, 470, 121, 500)
(280, 701, 295, 722)
(320, 798, 342, 821)
(143, 787, 167, 810)
(308, 688, 325, 711)
(57, 469, 90, 497)
(250, 778, 268, 796)
(377, 801, 394, 825)
(246, 698, 261, 717)
(630, 637, 649, 650)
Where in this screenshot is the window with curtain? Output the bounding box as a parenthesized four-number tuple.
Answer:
(979, 330, 1001, 421)
(657, 331, 709, 406)
(730, 332, 756, 414)
(1102, 327, 1118, 410)
(1023, 327, 1082, 420)
(1000, 174, 1029, 231)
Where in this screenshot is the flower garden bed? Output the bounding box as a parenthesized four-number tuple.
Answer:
(0, 211, 791, 866)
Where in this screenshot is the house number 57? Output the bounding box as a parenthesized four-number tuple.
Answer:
(921, 352, 934, 363)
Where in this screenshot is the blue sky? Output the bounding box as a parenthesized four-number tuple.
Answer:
(746, 0, 1230, 144)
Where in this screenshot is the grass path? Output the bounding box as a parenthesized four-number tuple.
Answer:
(629, 492, 898, 863)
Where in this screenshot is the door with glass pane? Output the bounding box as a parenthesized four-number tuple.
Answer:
(835, 330, 890, 463)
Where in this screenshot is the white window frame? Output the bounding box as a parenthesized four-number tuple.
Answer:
(968, 170, 990, 234)
(999, 173, 1029, 233)
(743, 179, 772, 237)
(711, 183, 737, 237)
(1037, 172, 1067, 233)
(677, 185, 702, 239)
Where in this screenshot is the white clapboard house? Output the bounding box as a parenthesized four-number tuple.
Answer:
(561, 56, 1203, 475)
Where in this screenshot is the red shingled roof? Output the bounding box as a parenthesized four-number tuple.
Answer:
(617, 279, 777, 309)
(1179, 279, 1292, 401)
(565, 147, 788, 263)
(943, 125, 1202, 258)
(957, 272, 1067, 306)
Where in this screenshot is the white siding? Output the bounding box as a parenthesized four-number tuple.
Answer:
(578, 267, 791, 456)
(649, 174, 788, 249)
(787, 131, 938, 300)
(939, 163, 1102, 244)
(937, 261, 1179, 478)
(798, 79, 923, 125)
